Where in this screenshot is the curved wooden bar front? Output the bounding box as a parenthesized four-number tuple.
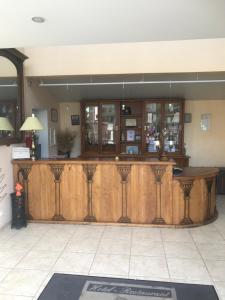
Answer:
(173, 167, 218, 227)
(12, 159, 218, 227)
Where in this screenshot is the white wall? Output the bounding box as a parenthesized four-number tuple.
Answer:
(23, 38, 225, 77)
(0, 146, 14, 229)
(185, 99, 225, 167)
(0, 57, 17, 77)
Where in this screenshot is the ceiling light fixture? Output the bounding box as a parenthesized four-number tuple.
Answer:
(0, 83, 18, 87)
(39, 78, 225, 87)
(32, 16, 45, 23)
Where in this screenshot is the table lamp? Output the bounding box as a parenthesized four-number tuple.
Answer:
(0, 117, 14, 135)
(20, 114, 43, 160)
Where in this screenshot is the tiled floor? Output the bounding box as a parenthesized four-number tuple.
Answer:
(0, 196, 225, 299)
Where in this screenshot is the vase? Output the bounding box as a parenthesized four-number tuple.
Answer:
(10, 192, 27, 229)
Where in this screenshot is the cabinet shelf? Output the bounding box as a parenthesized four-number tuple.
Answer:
(120, 141, 142, 144)
(123, 126, 142, 129)
(120, 114, 142, 118)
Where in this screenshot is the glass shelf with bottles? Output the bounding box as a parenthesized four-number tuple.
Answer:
(144, 103, 161, 153)
(164, 103, 181, 152)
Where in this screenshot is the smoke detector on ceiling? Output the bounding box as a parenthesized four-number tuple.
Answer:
(32, 16, 45, 23)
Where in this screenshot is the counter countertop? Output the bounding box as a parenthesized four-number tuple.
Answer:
(173, 167, 219, 179)
(12, 158, 175, 165)
(13, 159, 219, 179)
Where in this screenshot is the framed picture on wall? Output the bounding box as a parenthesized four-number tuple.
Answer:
(71, 115, 80, 125)
(51, 108, 58, 122)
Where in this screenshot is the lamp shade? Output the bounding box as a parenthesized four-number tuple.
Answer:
(20, 114, 43, 131)
(0, 117, 14, 131)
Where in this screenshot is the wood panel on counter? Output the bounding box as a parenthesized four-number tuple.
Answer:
(13, 160, 218, 227)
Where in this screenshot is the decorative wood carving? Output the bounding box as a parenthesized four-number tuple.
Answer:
(50, 164, 65, 221)
(83, 164, 97, 222)
(179, 179, 194, 225)
(117, 164, 131, 223)
(151, 165, 166, 224)
(18, 164, 32, 219)
(205, 177, 214, 220)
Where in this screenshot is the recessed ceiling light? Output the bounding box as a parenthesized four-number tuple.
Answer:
(32, 16, 45, 23)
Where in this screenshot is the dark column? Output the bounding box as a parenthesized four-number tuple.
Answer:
(205, 177, 214, 220)
(117, 164, 131, 223)
(151, 165, 166, 224)
(49, 164, 65, 221)
(83, 164, 97, 222)
(179, 179, 194, 225)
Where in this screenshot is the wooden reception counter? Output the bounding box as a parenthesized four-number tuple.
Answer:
(12, 159, 218, 227)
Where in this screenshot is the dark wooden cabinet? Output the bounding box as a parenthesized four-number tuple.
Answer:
(81, 101, 120, 156)
(81, 99, 189, 166)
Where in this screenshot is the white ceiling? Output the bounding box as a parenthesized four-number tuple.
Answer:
(1, 0, 225, 48)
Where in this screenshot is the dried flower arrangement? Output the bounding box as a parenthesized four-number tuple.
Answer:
(56, 129, 76, 157)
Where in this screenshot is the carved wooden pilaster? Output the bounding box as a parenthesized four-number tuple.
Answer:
(18, 164, 32, 219)
(83, 164, 97, 222)
(151, 165, 166, 224)
(117, 164, 131, 223)
(205, 177, 214, 220)
(49, 164, 65, 221)
(179, 179, 194, 225)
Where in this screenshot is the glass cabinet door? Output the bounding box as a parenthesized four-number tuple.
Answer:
(101, 103, 118, 154)
(164, 102, 181, 152)
(143, 103, 161, 153)
(84, 105, 99, 153)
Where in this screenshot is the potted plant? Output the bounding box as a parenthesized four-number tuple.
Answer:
(57, 129, 76, 158)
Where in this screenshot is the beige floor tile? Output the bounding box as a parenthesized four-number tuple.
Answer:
(98, 238, 131, 255)
(53, 252, 95, 274)
(214, 281, 225, 300)
(0, 268, 11, 282)
(0, 228, 17, 242)
(44, 228, 74, 240)
(161, 228, 192, 242)
(164, 241, 201, 259)
(190, 230, 225, 244)
(132, 228, 162, 241)
(0, 269, 48, 297)
(188, 223, 217, 233)
(65, 238, 100, 253)
(197, 243, 225, 260)
(32, 272, 53, 300)
(90, 253, 130, 276)
(35, 237, 68, 252)
(167, 258, 210, 281)
(15, 250, 60, 271)
(205, 260, 225, 281)
(72, 225, 104, 239)
(129, 255, 169, 279)
(0, 235, 40, 251)
(103, 226, 132, 240)
(131, 240, 164, 257)
(0, 295, 32, 300)
(0, 249, 28, 268)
